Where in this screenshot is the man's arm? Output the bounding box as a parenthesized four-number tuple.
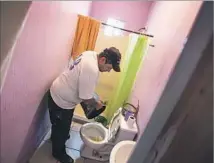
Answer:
(82, 98, 104, 110)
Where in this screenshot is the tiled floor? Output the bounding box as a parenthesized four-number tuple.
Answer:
(29, 122, 106, 163)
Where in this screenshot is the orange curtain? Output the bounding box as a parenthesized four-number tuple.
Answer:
(71, 15, 101, 59)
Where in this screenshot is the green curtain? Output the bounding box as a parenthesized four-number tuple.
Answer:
(105, 35, 149, 122)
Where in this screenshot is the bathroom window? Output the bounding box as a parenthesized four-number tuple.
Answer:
(104, 18, 125, 36)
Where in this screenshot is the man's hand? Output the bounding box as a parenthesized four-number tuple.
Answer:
(82, 98, 104, 110)
(80, 100, 106, 119)
(96, 100, 105, 110)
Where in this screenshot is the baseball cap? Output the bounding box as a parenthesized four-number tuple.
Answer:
(103, 47, 121, 72)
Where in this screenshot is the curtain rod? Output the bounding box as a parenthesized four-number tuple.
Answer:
(101, 22, 154, 38)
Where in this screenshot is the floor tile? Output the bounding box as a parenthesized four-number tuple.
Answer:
(38, 140, 46, 149)
(66, 130, 84, 150)
(30, 141, 57, 163)
(65, 148, 85, 163)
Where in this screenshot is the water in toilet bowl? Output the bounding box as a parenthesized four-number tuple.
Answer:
(89, 136, 104, 142)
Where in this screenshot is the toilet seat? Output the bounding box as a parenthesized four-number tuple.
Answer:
(80, 122, 108, 150)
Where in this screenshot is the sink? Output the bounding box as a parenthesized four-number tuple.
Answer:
(110, 140, 136, 163)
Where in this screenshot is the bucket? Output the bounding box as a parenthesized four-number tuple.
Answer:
(80, 93, 106, 119)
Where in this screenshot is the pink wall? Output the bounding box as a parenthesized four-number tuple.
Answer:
(131, 1, 203, 135)
(1, 1, 91, 163)
(89, 1, 153, 31)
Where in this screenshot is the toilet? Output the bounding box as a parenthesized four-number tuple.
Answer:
(80, 108, 138, 162)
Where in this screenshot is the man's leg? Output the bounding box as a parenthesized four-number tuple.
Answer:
(48, 91, 74, 163)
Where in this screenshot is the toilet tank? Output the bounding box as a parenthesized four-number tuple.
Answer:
(115, 113, 138, 143)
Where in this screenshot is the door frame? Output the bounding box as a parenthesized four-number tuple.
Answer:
(128, 2, 213, 163)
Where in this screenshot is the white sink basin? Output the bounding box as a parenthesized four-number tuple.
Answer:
(110, 140, 136, 163)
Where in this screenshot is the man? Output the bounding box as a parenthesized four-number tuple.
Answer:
(48, 47, 121, 163)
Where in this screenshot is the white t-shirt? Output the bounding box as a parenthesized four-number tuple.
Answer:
(50, 51, 99, 109)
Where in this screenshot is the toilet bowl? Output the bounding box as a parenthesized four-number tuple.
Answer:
(80, 107, 138, 161)
(80, 122, 108, 150)
(80, 108, 122, 150)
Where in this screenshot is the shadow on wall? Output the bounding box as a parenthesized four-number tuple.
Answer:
(16, 92, 51, 163)
(0, 1, 32, 66)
